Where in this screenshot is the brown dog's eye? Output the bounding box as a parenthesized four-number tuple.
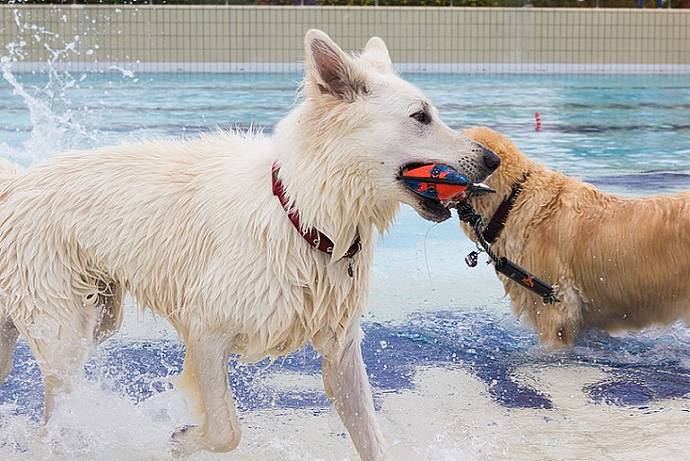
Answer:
(410, 110, 431, 125)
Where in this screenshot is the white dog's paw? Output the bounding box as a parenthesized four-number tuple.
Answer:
(170, 424, 202, 458)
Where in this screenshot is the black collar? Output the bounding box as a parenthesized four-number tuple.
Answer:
(482, 172, 531, 244)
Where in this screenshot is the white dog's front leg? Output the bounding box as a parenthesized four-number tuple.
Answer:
(322, 325, 386, 461)
(171, 332, 241, 457)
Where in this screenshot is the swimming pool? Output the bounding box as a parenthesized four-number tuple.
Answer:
(1, 71, 690, 460)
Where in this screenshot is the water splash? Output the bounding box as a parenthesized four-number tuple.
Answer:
(0, 8, 102, 166)
(0, 381, 189, 461)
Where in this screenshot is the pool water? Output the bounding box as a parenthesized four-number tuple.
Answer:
(1, 71, 690, 461)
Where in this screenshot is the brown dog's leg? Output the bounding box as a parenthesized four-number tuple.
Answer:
(535, 315, 579, 347)
(531, 287, 583, 347)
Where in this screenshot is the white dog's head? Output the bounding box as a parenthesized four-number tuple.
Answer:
(284, 30, 499, 223)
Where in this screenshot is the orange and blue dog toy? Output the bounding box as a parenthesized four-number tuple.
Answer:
(400, 163, 495, 202)
(399, 163, 472, 202)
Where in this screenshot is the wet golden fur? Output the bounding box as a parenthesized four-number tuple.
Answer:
(462, 127, 690, 347)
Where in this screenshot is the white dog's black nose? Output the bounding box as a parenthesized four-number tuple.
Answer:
(482, 147, 501, 172)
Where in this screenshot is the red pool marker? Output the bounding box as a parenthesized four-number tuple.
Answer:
(535, 112, 542, 132)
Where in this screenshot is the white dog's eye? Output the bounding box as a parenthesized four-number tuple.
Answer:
(410, 110, 431, 125)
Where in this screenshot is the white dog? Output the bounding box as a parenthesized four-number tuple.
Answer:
(0, 30, 498, 460)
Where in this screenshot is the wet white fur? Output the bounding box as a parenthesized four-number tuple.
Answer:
(0, 31, 488, 460)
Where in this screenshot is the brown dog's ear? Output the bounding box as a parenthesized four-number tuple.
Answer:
(304, 29, 367, 101)
(361, 36, 394, 74)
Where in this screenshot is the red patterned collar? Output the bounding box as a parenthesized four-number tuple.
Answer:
(271, 162, 361, 265)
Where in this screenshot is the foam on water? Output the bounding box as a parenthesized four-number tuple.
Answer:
(2, 14, 690, 459)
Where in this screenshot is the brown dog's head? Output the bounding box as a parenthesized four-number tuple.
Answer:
(462, 127, 536, 219)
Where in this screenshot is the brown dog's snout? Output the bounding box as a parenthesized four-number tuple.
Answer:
(481, 147, 501, 172)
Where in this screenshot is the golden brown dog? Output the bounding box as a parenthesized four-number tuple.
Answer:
(462, 127, 690, 347)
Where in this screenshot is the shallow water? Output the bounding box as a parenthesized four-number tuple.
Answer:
(1, 69, 690, 461)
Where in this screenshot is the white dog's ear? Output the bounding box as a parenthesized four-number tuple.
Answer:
(361, 36, 393, 73)
(304, 29, 366, 101)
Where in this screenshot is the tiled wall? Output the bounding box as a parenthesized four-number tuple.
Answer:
(2, 5, 689, 73)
